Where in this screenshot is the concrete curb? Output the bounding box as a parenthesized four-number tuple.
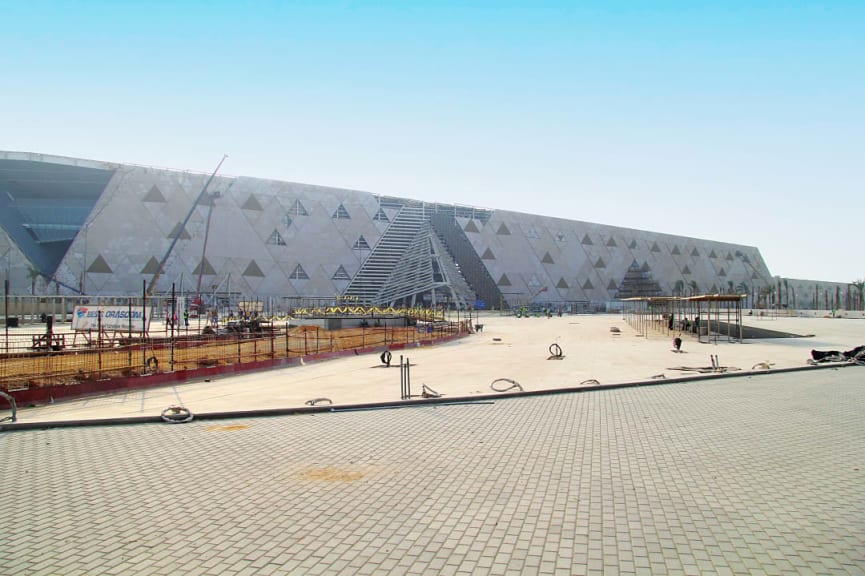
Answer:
(2, 361, 857, 432)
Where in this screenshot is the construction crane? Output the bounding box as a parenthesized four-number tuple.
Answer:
(146, 155, 228, 297)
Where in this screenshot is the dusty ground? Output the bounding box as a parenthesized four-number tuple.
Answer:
(8, 312, 865, 423)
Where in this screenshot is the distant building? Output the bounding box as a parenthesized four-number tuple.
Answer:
(0, 150, 821, 309)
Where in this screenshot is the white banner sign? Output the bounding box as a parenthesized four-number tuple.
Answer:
(72, 306, 151, 332)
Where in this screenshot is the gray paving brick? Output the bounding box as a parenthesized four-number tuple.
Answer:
(3, 370, 865, 575)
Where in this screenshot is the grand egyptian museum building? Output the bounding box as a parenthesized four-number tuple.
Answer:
(0, 150, 785, 309)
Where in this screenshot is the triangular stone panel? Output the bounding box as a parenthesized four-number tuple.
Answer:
(242, 194, 264, 211)
(243, 260, 265, 278)
(168, 222, 192, 240)
(141, 257, 160, 275)
(143, 185, 166, 203)
(87, 255, 112, 274)
(193, 258, 216, 276)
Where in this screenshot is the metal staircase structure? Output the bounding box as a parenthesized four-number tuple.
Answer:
(375, 221, 476, 307)
(343, 202, 481, 307)
(343, 203, 428, 304)
(429, 212, 506, 309)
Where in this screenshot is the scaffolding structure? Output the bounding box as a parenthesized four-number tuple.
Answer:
(622, 294, 746, 343)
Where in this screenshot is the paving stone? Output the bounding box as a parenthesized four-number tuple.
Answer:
(3, 370, 865, 574)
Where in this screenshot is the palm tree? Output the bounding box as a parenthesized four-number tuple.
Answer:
(687, 280, 699, 296)
(783, 278, 789, 309)
(852, 279, 864, 311)
(27, 266, 40, 295)
(673, 279, 685, 297)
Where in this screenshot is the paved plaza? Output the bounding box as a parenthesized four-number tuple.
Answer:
(2, 315, 864, 575)
(2, 368, 864, 575)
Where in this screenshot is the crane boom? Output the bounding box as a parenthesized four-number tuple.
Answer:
(146, 155, 228, 297)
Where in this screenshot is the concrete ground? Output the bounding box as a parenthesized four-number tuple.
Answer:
(7, 313, 865, 423)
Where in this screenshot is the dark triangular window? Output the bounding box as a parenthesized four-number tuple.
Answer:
(464, 220, 480, 233)
(556, 278, 569, 289)
(650, 242, 661, 253)
(594, 257, 606, 269)
(582, 279, 594, 290)
(332, 265, 351, 280)
(373, 208, 389, 222)
(332, 204, 351, 219)
(481, 248, 495, 260)
(606, 237, 618, 248)
(497, 274, 511, 286)
(691, 247, 700, 257)
(628, 239, 637, 249)
(496, 223, 511, 235)
(267, 230, 286, 246)
(671, 245, 681, 255)
(541, 252, 554, 264)
(289, 199, 308, 216)
(290, 264, 309, 280)
(581, 234, 593, 246)
(353, 236, 370, 250)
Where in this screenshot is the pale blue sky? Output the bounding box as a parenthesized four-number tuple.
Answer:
(2, 1, 862, 282)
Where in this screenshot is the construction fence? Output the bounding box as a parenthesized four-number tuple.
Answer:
(0, 320, 472, 393)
